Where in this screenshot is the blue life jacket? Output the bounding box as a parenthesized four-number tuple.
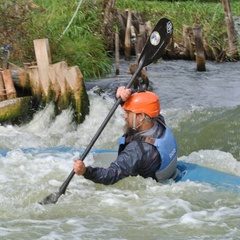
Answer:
(152, 125, 178, 181)
(118, 119, 178, 181)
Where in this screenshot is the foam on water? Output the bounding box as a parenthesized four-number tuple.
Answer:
(1, 143, 240, 239)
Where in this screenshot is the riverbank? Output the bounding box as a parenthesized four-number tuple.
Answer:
(1, 0, 240, 79)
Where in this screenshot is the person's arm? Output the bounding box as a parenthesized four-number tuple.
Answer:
(73, 141, 144, 185)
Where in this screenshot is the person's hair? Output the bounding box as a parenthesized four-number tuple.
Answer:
(138, 113, 155, 123)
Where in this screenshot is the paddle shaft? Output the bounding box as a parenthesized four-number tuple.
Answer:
(59, 64, 144, 194)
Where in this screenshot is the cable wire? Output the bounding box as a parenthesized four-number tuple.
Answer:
(58, 0, 84, 41)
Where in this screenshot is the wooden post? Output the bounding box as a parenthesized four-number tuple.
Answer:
(53, 61, 68, 96)
(9, 62, 30, 88)
(135, 24, 146, 58)
(115, 32, 120, 75)
(1, 69, 17, 99)
(33, 39, 52, 97)
(145, 21, 152, 38)
(193, 24, 206, 71)
(221, 0, 239, 60)
(0, 72, 6, 101)
(28, 66, 41, 96)
(183, 25, 194, 60)
(48, 64, 60, 100)
(102, 0, 116, 50)
(2, 48, 10, 70)
(124, 9, 132, 61)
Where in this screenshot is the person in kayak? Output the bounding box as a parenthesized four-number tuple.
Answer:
(73, 87, 178, 184)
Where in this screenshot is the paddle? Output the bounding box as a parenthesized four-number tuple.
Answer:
(39, 17, 173, 205)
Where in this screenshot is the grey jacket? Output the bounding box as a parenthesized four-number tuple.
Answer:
(83, 115, 165, 185)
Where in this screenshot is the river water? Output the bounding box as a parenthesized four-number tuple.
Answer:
(0, 59, 240, 239)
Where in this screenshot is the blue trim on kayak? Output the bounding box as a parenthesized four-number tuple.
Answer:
(0, 146, 117, 157)
(176, 161, 240, 192)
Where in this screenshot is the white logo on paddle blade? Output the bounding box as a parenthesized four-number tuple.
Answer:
(166, 21, 173, 34)
(150, 31, 161, 46)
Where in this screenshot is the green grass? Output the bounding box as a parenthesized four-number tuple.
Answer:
(1, 0, 239, 79)
(116, 0, 240, 49)
(32, 0, 112, 79)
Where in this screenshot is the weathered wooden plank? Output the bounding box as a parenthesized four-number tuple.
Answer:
(183, 24, 194, 60)
(115, 32, 120, 75)
(33, 39, 52, 96)
(28, 66, 41, 96)
(1, 69, 16, 99)
(124, 9, 132, 61)
(48, 64, 60, 100)
(52, 61, 68, 96)
(64, 65, 83, 91)
(0, 72, 6, 101)
(0, 96, 33, 124)
(222, 0, 239, 60)
(193, 24, 206, 71)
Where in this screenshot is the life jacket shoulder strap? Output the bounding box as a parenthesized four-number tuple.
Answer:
(135, 138, 146, 154)
(139, 136, 156, 145)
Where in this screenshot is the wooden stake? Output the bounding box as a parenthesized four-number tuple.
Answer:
(115, 32, 120, 75)
(0, 72, 6, 101)
(193, 24, 206, 71)
(28, 66, 41, 96)
(1, 69, 17, 99)
(221, 0, 239, 60)
(124, 9, 132, 61)
(33, 39, 52, 97)
(183, 25, 194, 59)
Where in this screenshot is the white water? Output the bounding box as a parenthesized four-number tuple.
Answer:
(1, 61, 240, 239)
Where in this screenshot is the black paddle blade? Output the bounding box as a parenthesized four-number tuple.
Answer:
(138, 18, 173, 67)
(39, 192, 61, 205)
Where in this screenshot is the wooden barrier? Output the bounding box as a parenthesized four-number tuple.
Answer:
(124, 9, 132, 61)
(28, 65, 41, 96)
(1, 69, 16, 99)
(0, 72, 6, 101)
(222, 0, 239, 60)
(115, 32, 120, 75)
(193, 24, 206, 71)
(33, 39, 52, 96)
(183, 24, 194, 60)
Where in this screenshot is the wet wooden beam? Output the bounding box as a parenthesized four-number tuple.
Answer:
(183, 24, 194, 60)
(193, 24, 206, 71)
(124, 9, 132, 61)
(115, 32, 120, 75)
(222, 0, 239, 60)
(1, 69, 16, 99)
(33, 39, 52, 96)
(0, 72, 6, 101)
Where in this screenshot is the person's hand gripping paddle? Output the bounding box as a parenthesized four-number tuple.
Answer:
(39, 18, 173, 205)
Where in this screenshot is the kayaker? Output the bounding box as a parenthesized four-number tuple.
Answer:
(73, 87, 178, 184)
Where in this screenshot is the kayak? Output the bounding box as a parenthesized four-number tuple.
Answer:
(92, 149, 240, 193)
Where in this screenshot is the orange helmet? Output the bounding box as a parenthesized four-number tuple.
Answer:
(122, 91, 160, 118)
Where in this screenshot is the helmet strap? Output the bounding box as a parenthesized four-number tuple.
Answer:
(132, 113, 137, 130)
(132, 113, 145, 131)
